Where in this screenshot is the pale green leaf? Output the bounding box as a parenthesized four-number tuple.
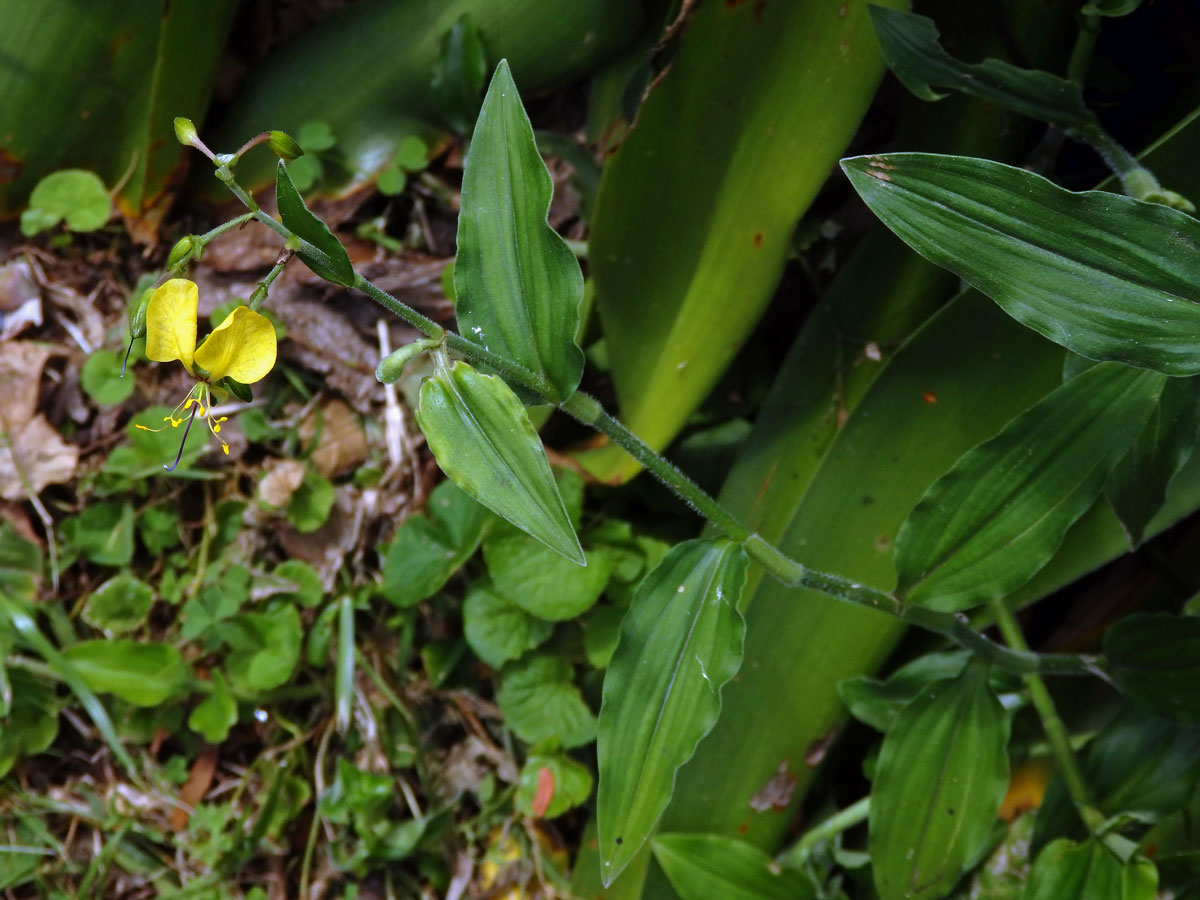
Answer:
(63, 640, 191, 707)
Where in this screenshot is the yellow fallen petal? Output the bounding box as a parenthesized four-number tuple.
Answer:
(194, 306, 277, 385)
(145, 279, 199, 370)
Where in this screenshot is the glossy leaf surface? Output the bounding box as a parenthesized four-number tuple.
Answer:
(416, 359, 582, 564)
(597, 540, 747, 884)
(895, 362, 1164, 611)
(276, 161, 355, 286)
(1104, 613, 1200, 722)
(869, 7, 1095, 132)
(580, 0, 903, 481)
(870, 662, 1009, 900)
(1026, 840, 1157, 900)
(651, 834, 815, 900)
(455, 60, 584, 401)
(842, 153, 1200, 375)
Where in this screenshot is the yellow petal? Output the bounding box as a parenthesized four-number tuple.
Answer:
(145, 279, 199, 369)
(194, 306, 277, 385)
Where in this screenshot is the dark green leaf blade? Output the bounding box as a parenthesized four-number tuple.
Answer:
(868, 7, 1095, 132)
(1026, 839, 1157, 900)
(895, 362, 1164, 611)
(415, 359, 583, 564)
(841, 153, 1200, 375)
(597, 540, 748, 884)
(1105, 375, 1200, 546)
(870, 662, 1010, 900)
(454, 60, 585, 402)
(652, 833, 816, 900)
(275, 160, 355, 286)
(1105, 613, 1200, 722)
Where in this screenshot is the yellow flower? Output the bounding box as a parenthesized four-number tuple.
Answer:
(137, 278, 276, 469)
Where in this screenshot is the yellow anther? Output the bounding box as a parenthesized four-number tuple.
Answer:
(221, 444, 229, 455)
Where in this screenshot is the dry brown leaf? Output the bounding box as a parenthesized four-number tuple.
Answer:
(171, 745, 219, 830)
(257, 459, 307, 508)
(0, 341, 53, 423)
(299, 399, 367, 478)
(0, 416, 79, 500)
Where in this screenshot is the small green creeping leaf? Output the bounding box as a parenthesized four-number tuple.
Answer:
(869, 661, 1009, 900)
(81, 350, 135, 405)
(0, 670, 59, 778)
(1026, 839, 1157, 900)
(219, 605, 302, 694)
(20, 169, 110, 236)
(868, 8, 1096, 133)
(483, 523, 612, 620)
(1104, 613, 1200, 722)
(454, 60, 585, 402)
(652, 833, 816, 900)
(462, 581, 553, 668)
(188, 670, 237, 743)
(82, 572, 154, 635)
(496, 653, 596, 749)
(416, 358, 583, 564)
(841, 153, 1200, 375)
(1105, 375, 1200, 547)
(275, 160, 355, 286)
(63, 640, 191, 707)
(895, 362, 1163, 611)
(597, 540, 748, 885)
(516, 752, 593, 819)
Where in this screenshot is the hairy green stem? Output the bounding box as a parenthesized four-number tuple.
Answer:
(777, 796, 870, 868)
(212, 165, 1105, 681)
(990, 600, 1107, 834)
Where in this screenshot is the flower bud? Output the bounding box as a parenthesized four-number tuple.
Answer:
(167, 235, 198, 271)
(268, 130, 304, 161)
(174, 117, 199, 147)
(128, 286, 153, 339)
(376, 338, 441, 384)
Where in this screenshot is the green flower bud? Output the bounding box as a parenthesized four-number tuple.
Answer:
(167, 235, 198, 271)
(376, 338, 441, 384)
(128, 286, 153, 340)
(268, 130, 304, 161)
(174, 117, 199, 147)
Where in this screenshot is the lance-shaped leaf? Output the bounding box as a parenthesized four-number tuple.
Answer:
(416, 358, 582, 564)
(1026, 840, 1157, 900)
(895, 362, 1164, 612)
(870, 662, 1009, 900)
(275, 160, 355, 286)
(868, 7, 1096, 133)
(1105, 375, 1200, 546)
(1105, 613, 1200, 723)
(841, 153, 1200, 376)
(651, 833, 816, 900)
(597, 539, 747, 885)
(454, 60, 585, 402)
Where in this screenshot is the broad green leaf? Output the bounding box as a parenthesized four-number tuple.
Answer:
(416, 359, 582, 564)
(841, 153, 1200, 375)
(462, 581, 553, 669)
(80, 349, 134, 405)
(1104, 614, 1200, 723)
(286, 468, 334, 533)
(484, 523, 611, 621)
(137, 503, 181, 554)
(219, 605, 302, 694)
(580, 0, 904, 482)
(272, 559, 323, 608)
(63, 640, 191, 707)
(583, 604, 624, 669)
(0, 521, 42, 600)
(597, 540, 747, 884)
(430, 15, 488, 133)
(870, 662, 1009, 900)
(455, 60, 584, 402)
(895, 362, 1164, 611)
(19, 169, 109, 235)
(82, 573, 154, 636)
(188, 669, 237, 743)
(838, 651, 970, 733)
(1032, 704, 1200, 848)
(515, 752, 593, 819)
(496, 653, 596, 749)
(868, 8, 1095, 132)
(652, 834, 815, 900)
(1105, 375, 1200, 546)
(1025, 840, 1156, 900)
(275, 160, 355, 286)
